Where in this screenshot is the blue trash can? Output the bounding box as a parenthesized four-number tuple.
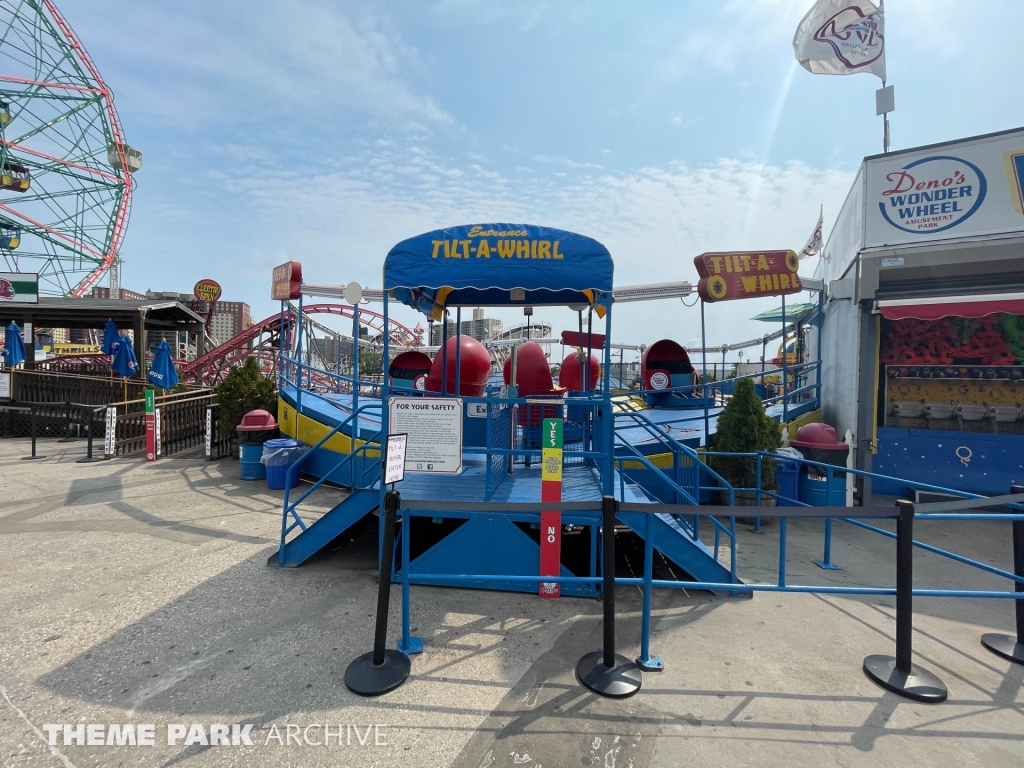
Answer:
(262, 438, 305, 490)
(774, 459, 800, 506)
(798, 468, 846, 506)
(239, 443, 266, 481)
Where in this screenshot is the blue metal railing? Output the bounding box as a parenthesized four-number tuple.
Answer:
(626, 358, 820, 411)
(278, 403, 382, 565)
(384, 492, 1024, 684)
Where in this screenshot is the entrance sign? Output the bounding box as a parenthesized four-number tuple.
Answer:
(539, 417, 563, 598)
(0, 272, 38, 303)
(388, 397, 463, 474)
(384, 433, 408, 485)
(105, 406, 117, 457)
(271, 261, 303, 301)
(694, 251, 802, 303)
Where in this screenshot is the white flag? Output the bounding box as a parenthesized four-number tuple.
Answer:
(799, 206, 824, 259)
(793, 0, 885, 81)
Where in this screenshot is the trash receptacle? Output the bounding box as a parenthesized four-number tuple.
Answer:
(798, 469, 846, 506)
(262, 438, 305, 490)
(773, 455, 801, 506)
(239, 443, 266, 481)
(237, 409, 278, 445)
(791, 423, 849, 506)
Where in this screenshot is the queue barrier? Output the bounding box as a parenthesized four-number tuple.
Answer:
(344, 487, 1024, 702)
(0, 404, 44, 460)
(1, 401, 112, 462)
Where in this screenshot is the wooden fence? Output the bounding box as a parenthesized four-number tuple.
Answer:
(0, 369, 231, 460)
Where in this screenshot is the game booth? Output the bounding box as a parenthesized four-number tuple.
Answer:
(815, 125, 1024, 498)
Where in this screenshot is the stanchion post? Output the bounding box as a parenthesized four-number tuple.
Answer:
(76, 407, 104, 464)
(863, 500, 947, 703)
(21, 405, 45, 461)
(59, 400, 76, 442)
(577, 496, 642, 698)
(980, 485, 1024, 664)
(345, 489, 411, 696)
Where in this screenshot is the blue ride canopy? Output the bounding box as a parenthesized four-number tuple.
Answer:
(383, 224, 613, 320)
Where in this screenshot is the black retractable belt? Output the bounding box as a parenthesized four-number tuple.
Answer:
(980, 486, 1024, 665)
(59, 400, 76, 442)
(576, 495, 642, 698)
(344, 489, 411, 696)
(76, 406, 104, 464)
(863, 500, 947, 703)
(21, 405, 46, 461)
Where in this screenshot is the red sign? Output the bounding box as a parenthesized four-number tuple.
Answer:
(559, 331, 606, 348)
(271, 261, 302, 301)
(694, 250, 802, 303)
(193, 279, 222, 303)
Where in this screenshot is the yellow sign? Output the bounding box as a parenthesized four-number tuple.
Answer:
(430, 239, 565, 260)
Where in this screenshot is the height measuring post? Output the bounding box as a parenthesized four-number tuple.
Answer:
(540, 417, 563, 598)
(144, 389, 156, 462)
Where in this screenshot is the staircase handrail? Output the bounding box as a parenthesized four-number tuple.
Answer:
(617, 408, 736, 494)
(280, 403, 382, 553)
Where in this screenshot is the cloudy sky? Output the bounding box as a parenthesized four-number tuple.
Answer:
(66, 0, 1024, 350)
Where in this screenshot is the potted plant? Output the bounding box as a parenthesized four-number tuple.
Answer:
(710, 377, 782, 516)
(214, 357, 278, 440)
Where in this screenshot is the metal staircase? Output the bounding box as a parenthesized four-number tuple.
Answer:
(271, 488, 379, 567)
(613, 410, 743, 588)
(271, 404, 382, 568)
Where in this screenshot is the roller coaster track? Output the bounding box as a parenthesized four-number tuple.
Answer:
(179, 303, 422, 387)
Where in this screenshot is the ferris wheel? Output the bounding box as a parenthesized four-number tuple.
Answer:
(0, 0, 138, 297)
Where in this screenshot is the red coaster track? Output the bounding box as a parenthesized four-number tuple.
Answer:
(179, 303, 422, 387)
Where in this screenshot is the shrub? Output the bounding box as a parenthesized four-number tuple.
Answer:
(214, 357, 277, 436)
(710, 378, 782, 491)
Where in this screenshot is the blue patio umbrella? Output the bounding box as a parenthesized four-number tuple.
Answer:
(110, 334, 139, 378)
(101, 319, 119, 355)
(147, 340, 179, 389)
(2, 321, 25, 367)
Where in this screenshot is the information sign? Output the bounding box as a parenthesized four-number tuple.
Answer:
(384, 433, 408, 485)
(388, 397, 463, 474)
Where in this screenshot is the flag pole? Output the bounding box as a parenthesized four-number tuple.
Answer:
(883, 80, 890, 154)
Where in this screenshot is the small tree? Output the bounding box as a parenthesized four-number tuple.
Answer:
(214, 357, 277, 436)
(711, 377, 781, 491)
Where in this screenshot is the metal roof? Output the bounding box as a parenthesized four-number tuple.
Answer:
(0, 297, 205, 329)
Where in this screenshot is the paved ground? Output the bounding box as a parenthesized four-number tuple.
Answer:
(0, 437, 1021, 768)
